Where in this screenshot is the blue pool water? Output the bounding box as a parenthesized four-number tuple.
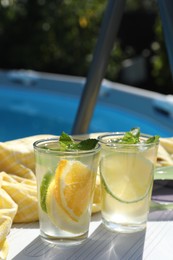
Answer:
(0, 71, 173, 142)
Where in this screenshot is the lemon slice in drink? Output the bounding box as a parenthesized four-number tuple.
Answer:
(100, 153, 153, 203)
(46, 159, 94, 233)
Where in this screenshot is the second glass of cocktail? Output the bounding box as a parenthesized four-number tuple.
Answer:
(34, 133, 101, 244)
(98, 129, 159, 233)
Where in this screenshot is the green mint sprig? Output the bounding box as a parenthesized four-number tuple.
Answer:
(115, 128, 159, 144)
(59, 132, 98, 150)
(145, 135, 160, 144)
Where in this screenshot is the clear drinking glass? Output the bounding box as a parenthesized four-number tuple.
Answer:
(33, 138, 101, 245)
(98, 133, 159, 233)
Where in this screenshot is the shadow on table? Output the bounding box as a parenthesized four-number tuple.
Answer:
(13, 223, 146, 260)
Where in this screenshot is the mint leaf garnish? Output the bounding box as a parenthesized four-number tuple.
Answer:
(59, 131, 73, 143)
(115, 128, 159, 144)
(76, 139, 98, 150)
(120, 127, 140, 144)
(144, 135, 160, 144)
(59, 131, 74, 150)
(59, 132, 98, 151)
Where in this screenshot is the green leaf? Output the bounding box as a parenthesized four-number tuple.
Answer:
(59, 131, 73, 143)
(145, 135, 160, 144)
(75, 139, 99, 150)
(59, 131, 74, 150)
(59, 132, 98, 151)
(115, 127, 140, 144)
(130, 127, 140, 138)
(115, 127, 159, 144)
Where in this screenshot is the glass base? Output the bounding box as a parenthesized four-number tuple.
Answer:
(102, 218, 146, 233)
(40, 230, 88, 246)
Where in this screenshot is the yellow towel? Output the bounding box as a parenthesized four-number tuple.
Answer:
(157, 138, 173, 166)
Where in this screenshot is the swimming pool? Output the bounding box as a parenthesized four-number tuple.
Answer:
(0, 70, 173, 141)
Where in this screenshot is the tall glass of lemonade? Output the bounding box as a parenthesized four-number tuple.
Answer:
(98, 129, 159, 233)
(34, 133, 100, 244)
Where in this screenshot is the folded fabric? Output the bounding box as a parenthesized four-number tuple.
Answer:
(160, 137, 173, 154)
(0, 186, 17, 260)
(157, 138, 173, 166)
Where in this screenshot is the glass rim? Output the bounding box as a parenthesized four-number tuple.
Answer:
(97, 132, 159, 147)
(33, 137, 101, 155)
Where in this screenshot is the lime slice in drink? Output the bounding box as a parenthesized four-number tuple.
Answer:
(40, 172, 53, 212)
(100, 152, 153, 203)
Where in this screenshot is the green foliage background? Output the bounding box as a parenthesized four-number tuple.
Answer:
(0, 0, 172, 94)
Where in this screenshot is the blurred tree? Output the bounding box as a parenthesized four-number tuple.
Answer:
(150, 16, 173, 94)
(106, 0, 173, 93)
(0, 0, 106, 76)
(0, 0, 172, 93)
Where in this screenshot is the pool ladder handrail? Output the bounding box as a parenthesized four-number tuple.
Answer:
(72, 0, 173, 135)
(72, 0, 126, 135)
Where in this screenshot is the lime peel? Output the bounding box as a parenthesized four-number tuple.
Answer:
(100, 153, 154, 204)
(101, 173, 153, 204)
(40, 172, 53, 212)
